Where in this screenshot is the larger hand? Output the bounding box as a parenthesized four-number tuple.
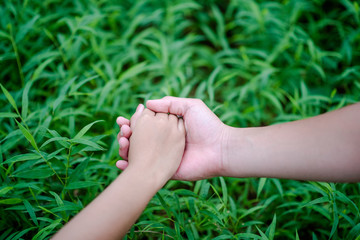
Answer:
(116, 97, 227, 180)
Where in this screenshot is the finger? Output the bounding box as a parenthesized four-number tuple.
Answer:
(116, 116, 130, 127)
(116, 160, 129, 170)
(168, 113, 178, 124)
(178, 117, 185, 133)
(120, 125, 132, 138)
(130, 104, 145, 128)
(146, 96, 200, 117)
(119, 137, 129, 160)
(155, 112, 169, 120)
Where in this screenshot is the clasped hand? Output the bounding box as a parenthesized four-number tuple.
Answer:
(116, 97, 228, 181)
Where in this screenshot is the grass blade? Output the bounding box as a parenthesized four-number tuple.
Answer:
(73, 120, 104, 139)
(0, 83, 20, 115)
(15, 120, 39, 151)
(23, 200, 38, 226)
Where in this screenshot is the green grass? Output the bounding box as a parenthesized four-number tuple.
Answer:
(0, 0, 360, 239)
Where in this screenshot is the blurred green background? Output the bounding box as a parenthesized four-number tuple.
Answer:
(0, 0, 359, 239)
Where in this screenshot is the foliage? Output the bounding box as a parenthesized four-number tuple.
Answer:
(0, 0, 359, 239)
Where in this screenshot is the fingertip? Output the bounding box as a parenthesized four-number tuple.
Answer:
(120, 125, 132, 138)
(116, 116, 122, 126)
(146, 99, 169, 113)
(137, 104, 144, 112)
(119, 137, 129, 146)
(117, 116, 130, 126)
(116, 160, 128, 170)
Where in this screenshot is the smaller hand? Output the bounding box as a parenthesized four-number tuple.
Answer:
(124, 108, 185, 182)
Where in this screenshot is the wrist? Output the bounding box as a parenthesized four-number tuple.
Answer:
(221, 126, 260, 178)
(123, 164, 170, 191)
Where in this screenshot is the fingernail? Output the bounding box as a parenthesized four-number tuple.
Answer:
(137, 104, 144, 111)
(118, 139, 122, 149)
(120, 130, 123, 137)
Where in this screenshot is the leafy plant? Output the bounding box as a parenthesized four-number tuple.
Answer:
(0, 0, 359, 239)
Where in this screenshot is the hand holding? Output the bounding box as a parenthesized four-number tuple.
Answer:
(116, 97, 227, 181)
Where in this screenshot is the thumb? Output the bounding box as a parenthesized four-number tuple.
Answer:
(146, 96, 194, 117)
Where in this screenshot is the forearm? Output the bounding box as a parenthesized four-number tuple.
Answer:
(223, 103, 360, 182)
(53, 168, 164, 239)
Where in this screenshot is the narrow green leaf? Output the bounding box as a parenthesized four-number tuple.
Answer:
(256, 226, 269, 240)
(49, 191, 64, 206)
(65, 181, 100, 190)
(15, 15, 40, 43)
(207, 66, 222, 105)
(40, 137, 69, 149)
(118, 61, 147, 82)
(0, 186, 13, 196)
(23, 200, 38, 225)
(47, 129, 71, 148)
(235, 233, 262, 239)
(301, 196, 329, 208)
(15, 120, 39, 151)
(32, 218, 61, 240)
(0, 112, 18, 118)
(96, 80, 115, 111)
(46, 147, 66, 160)
(219, 177, 228, 206)
(2, 153, 41, 165)
(212, 236, 233, 240)
(11, 227, 36, 240)
(271, 179, 283, 197)
(346, 223, 360, 240)
(0, 30, 11, 39)
(156, 192, 172, 218)
(73, 120, 104, 139)
(31, 58, 55, 81)
(13, 169, 54, 179)
(330, 201, 339, 238)
(53, 76, 77, 112)
(257, 178, 267, 198)
(239, 205, 265, 219)
(51, 204, 82, 213)
(69, 75, 99, 94)
(335, 190, 360, 215)
(267, 214, 276, 240)
(0, 83, 19, 115)
(199, 180, 210, 199)
(68, 157, 89, 183)
(22, 80, 34, 119)
(71, 138, 104, 150)
(0, 198, 22, 204)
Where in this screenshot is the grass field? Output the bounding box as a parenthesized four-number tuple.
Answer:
(1, 0, 360, 239)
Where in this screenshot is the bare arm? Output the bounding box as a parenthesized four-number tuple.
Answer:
(116, 97, 360, 182)
(53, 108, 185, 239)
(224, 103, 360, 182)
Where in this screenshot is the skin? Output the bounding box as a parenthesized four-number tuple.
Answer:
(117, 96, 360, 182)
(54, 109, 185, 239)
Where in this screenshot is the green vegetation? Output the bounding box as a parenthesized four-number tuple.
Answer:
(0, 0, 359, 239)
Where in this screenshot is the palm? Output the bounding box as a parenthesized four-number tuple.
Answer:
(172, 104, 225, 180)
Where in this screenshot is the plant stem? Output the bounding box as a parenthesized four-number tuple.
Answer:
(9, 24, 25, 87)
